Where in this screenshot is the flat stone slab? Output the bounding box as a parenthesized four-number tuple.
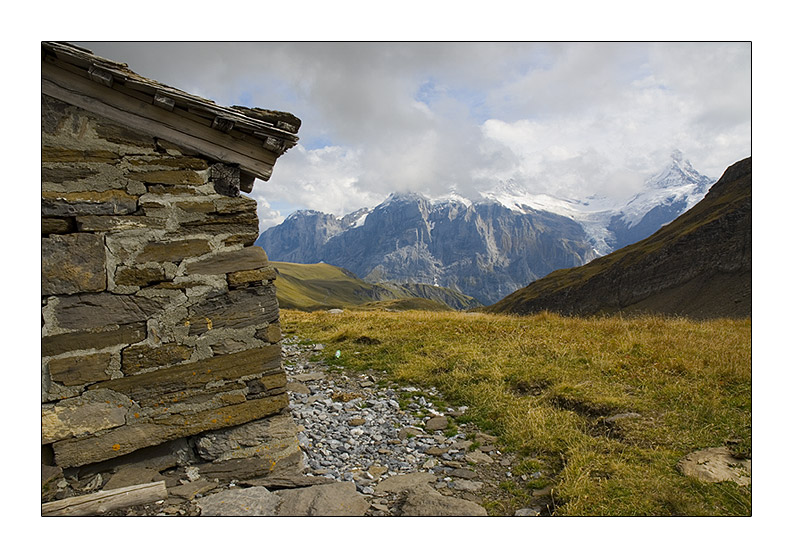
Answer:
(677, 446, 751, 486)
(425, 416, 449, 431)
(465, 450, 494, 464)
(194, 414, 299, 462)
(102, 466, 164, 491)
(275, 482, 369, 516)
(169, 478, 218, 500)
(451, 479, 484, 492)
(197, 486, 281, 516)
(292, 372, 326, 382)
(374, 472, 436, 495)
(399, 486, 487, 516)
(449, 468, 477, 480)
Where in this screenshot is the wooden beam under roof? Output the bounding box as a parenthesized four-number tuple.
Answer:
(41, 42, 301, 187)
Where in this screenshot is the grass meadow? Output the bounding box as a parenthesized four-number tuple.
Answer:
(281, 308, 751, 516)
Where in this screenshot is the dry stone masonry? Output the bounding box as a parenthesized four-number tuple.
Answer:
(41, 42, 301, 474)
(40, 43, 533, 517)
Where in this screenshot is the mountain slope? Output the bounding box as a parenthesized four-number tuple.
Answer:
(260, 196, 597, 305)
(257, 153, 714, 305)
(485, 157, 751, 319)
(271, 261, 479, 311)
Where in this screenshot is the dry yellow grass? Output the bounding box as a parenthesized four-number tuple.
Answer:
(282, 309, 751, 516)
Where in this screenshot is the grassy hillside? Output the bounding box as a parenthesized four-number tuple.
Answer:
(487, 157, 751, 318)
(282, 308, 751, 516)
(271, 261, 478, 311)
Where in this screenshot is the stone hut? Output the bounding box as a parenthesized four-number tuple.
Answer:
(41, 42, 301, 478)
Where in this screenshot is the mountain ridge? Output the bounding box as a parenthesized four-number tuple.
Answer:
(257, 152, 717, 304)
(484, 157, 751, 319)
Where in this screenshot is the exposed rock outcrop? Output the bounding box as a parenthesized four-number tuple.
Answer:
(259, 195, 597, 305)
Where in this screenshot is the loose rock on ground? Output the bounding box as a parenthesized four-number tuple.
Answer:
(43, 336, 559, 516)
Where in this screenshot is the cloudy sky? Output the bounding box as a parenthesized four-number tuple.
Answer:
(78, 41, 751, 231)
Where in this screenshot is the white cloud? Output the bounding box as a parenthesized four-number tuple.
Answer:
(254, 144, 384, 224)
(79, 41, 751, 229)
(252, 196, 286, 232)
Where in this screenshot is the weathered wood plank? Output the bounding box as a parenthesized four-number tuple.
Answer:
(44, 43, 299, 141)
(41, 481, 167, 516)
(42, 62, 277, 184)
(212, 116, 235, 132)
(153, 92, 175, 111)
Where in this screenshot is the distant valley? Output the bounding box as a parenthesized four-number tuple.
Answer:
(258, 152, 714, 305)
(270, 261, 479, 312)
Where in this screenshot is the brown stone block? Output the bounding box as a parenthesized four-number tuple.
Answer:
(196, 448, 303, 483)
(52, 422, 173, 468)
(127, 169, 205, 186)
(174, 200, 216, 214)
(42, 388, 132, 445)
(42, 323, 147, 356)
(209, 339, 250, 355)
(42, 166, 99, 184)
(42, 217, 75, 235)
(245, 373, 287, 397)
(227, 267, 276, 288)
(48, 351, 114, 386)
(140, 198, 168, 212)
(218, 393, 247, 406)
(156, 393, 289, 430)
(76, 437, 196, 476)
(128, 156, 209, 170)
(121, 342, 193, 375)
(42, 190, 138, 216)
(221, 232, 260, 247)
(214, 196, 258, 214)
(146, 184, 205, 196)
(42, 147, 120, 163)
(255, 323, 282, 344)
(185, 245, 268, 276)
(187, 284, 279, 335)
(89, 345, 282, 406)
(135, 238, 212, 263)
(114, 267, 167, 287)
(76, 215, 166, 232)
(52, 293, 161, 331)
(178, 206, 259, 238)
(51, 394, 288, 468)
(193, 413, 299, 463)
(41, 233, 107, 296)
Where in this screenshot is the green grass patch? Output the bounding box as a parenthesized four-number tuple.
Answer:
(282, 308, 751, 516)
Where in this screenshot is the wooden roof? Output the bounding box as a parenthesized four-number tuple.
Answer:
(41, 42, 301, 190)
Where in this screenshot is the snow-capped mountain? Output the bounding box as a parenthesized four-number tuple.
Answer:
(606, 150, 714, 251)
(256, 152, 715, 304)
(481, 150, 714, 254)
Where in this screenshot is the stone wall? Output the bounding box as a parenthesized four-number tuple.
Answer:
(41, 94, 288, 469)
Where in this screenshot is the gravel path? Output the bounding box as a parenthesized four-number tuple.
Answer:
(282, 337, 552, 516)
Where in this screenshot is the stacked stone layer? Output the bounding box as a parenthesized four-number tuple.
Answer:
(41, 94, 287, 468)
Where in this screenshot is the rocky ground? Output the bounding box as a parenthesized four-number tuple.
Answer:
(42, 335, 558, 517)
(280, 337, 555, 516)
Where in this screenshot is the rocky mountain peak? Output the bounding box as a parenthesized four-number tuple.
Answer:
(258, 153, 727, 305)
(645, 151, 713, 191)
